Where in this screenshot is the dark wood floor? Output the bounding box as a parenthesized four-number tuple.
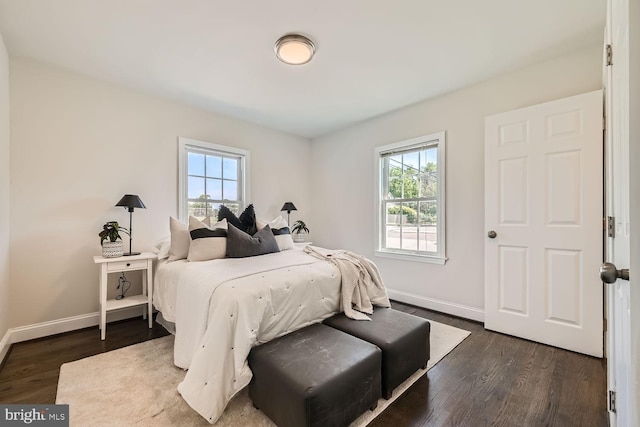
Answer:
(0, 303, 608, 426)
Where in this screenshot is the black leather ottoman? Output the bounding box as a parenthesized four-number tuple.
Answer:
(248, 323, 381, 427)
(324, 308, 430, 399)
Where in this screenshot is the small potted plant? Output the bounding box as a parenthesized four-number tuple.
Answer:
(291, 220, 309, 243)
(99, 221, 129, 258)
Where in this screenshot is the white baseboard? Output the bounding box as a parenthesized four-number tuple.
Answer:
(5, 306, 147, 346)
(387, 289, 485, 322)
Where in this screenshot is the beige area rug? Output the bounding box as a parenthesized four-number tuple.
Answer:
(57, 321, 470, 426)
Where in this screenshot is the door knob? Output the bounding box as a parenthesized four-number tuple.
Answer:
(600, 262, 629, 283)
(487, 230, 497, 239)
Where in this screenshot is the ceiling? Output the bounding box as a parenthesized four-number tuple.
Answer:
(0, 0, 605, 138)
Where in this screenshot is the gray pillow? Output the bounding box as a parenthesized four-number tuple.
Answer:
(226, 223, 280, 258)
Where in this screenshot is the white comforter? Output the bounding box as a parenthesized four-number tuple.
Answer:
(154, 250, 342, 423)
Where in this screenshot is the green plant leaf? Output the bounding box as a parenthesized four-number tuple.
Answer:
(291, 220, 309, 234)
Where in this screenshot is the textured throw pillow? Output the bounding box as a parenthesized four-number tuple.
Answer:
(226, 223, 280, 258)
(256, 215, 295, 251)
(168, 216, 211, 262)
(187, 217, 228, 262)
(218, 204, 257, 235)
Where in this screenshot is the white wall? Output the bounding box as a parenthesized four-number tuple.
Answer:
(8, 58, 311, 328)
(310, 45, 603, 320)
(0, 34, 10, 345)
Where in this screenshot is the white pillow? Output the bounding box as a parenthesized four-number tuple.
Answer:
(168, 216, 210, 262)
(187, 217, 228, 262)
(154, 236, 171, 260)
(256, 215, 295, 251)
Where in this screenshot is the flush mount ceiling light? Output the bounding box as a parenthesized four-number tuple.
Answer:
(274, 34, 315, 65)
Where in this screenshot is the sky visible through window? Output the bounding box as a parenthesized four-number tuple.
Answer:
(187, 152, 238, 200)
(389, 148, 437, 177)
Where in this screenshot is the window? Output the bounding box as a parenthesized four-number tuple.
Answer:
(178, 137, 249, 221)
(374, 131, 446, 264)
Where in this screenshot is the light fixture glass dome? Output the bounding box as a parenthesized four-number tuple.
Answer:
(275, 34, 315, 65)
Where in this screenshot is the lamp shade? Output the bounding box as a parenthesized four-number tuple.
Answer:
(116, 194, 146, 212)
(280, 202, 297, 213)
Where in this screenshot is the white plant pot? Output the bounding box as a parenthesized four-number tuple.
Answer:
(293, 232, 307, 243)
(102, 241, 124, 258)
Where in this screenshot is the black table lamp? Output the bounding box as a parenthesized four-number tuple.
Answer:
(116, 194, 146, 256)
(280, 202, 297, 227)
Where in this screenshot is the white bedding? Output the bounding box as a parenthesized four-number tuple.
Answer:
(153, 249, 342, 423)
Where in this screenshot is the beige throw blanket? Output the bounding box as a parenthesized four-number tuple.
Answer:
(304, 245, 391, 320)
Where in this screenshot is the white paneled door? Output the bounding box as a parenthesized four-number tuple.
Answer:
(484, 90, 603, 357)
(604, 0, 632, 424)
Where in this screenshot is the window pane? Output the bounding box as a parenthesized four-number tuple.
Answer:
(418, 225, 438, 252)
(188, 176, 205, 199)
(188, 153, 205, 176)
(388, 177, 402, 199)
(206, 155, 222, 179)
(401, 201, 418, 251)
(403, 151, 419, 175)
(419, 200, 438, 252)
(222, 203, 240, 215)
(402, 151, 420, 199)
(402, 163, 420, 199)
(403, 201, 418, 225)
(223, 157, 238, 179)
(223, 180, 238, 201)
(418, 200, 436, 251)
(387, 156, 403, 199)
(209, 203, 222, 220)
(385, 202, 401, 249)
(188, 201, 211, 221)
(401, 224, 419, 251)
(420, 200, 437, 225)
(385, 225, 401, 250)
(424, 146, 437, 165)
(206, 178, 222, 200)
(386, 202, 402, 225)
(420, 147, 438, 198)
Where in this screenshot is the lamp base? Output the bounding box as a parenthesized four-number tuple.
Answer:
(123, 252, 141, 256)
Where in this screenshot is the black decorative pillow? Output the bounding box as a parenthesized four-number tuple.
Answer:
(226, 223, 280, 258)
(218, 204, 257, 235)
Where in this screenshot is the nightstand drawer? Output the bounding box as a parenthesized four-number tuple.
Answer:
(106, 259, 148, 272)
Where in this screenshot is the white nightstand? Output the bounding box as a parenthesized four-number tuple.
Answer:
(93, 252, 156, 340)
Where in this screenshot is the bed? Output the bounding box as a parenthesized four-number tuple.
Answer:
(153, 247, 345, 423)
(154, 250, 340, 423)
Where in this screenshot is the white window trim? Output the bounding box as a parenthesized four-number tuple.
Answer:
(373, 131, 446, 264)
(178, 137, 250, 222)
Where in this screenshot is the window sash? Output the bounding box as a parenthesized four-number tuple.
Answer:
(178, 137, 249, 222)
(374, 131, 446, 262)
